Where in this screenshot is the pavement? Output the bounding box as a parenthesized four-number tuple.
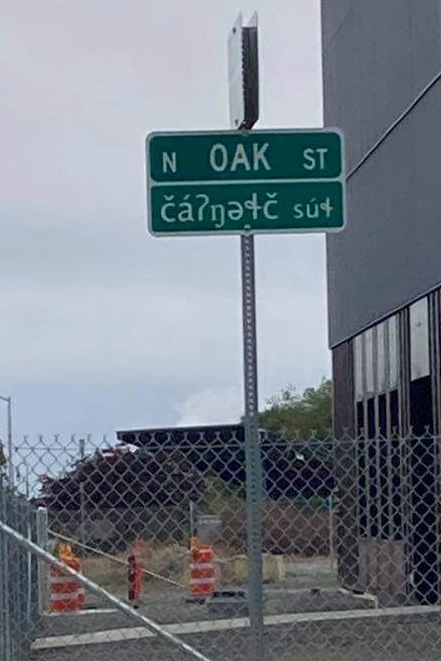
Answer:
(25, 558, 441, 661)
(28, 587, 441, 661)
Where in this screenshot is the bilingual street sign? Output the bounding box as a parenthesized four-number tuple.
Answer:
(146, 129, 345, 237)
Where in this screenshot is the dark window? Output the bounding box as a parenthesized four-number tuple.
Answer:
(390, 390, 399, 432)
(367, 397, 375, 439)
(356, 402, 364, 436)
(378, 394, 387, 437)
(410, 376, 433, 436)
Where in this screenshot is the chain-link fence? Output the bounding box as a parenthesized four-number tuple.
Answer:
(2, 428, 441, 660)
(0, 474, 40, 661)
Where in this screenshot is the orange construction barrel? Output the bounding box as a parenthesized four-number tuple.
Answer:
(50, 557, 82, 612)
(50, 545, 85, 612)
(190, 546, 215, 598)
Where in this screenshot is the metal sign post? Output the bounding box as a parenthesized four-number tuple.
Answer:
(230, 13, 264, 659)
(241, 230, 265, 659)
(144, 12, 346, 661)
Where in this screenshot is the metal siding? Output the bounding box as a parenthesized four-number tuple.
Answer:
(321, 0, 354, 49)
(323, 0, 441, 347)
(328, 80, 441, 346)
(324, 0, 441, 171)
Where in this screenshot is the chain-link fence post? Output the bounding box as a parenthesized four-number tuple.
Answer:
(329, 489, 336, 574)
(189, 500, 195, 544)
(29, 506, 40, 629)
(0, 475, 3, 661)
(10, 486, 19, 660)
(0, 474, 5, 661)
(36, 507, 49, 614)
(0, 474, 11, 661)
(79, 437, 87, 558)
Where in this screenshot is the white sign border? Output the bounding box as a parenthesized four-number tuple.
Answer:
(145, 128, 346, 238)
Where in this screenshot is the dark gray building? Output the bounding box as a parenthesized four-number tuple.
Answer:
(322, 1, 441, 604)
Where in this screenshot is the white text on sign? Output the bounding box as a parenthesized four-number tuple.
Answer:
(161, 145, 331, 175)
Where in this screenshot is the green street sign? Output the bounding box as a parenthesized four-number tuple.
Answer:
(146, 129, 345, 236)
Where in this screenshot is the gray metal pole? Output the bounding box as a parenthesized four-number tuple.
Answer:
(241, 233, 265, 660)
(79, 438, 86, 557)
(0, 517, 213, 661)
(229, 19, 264, 655)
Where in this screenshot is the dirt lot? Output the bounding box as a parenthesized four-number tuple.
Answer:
(81, 542, 337, 599)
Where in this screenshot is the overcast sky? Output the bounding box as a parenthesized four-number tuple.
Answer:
(1, 0, 328, 443)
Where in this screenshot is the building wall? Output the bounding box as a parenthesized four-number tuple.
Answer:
(322, 0, 441, 347)
(322, 1, 441, 602)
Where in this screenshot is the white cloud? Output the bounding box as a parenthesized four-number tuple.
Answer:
(176, 386, 243, 427)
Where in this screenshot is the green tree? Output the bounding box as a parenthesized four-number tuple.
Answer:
(259, 379, 333, 439)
